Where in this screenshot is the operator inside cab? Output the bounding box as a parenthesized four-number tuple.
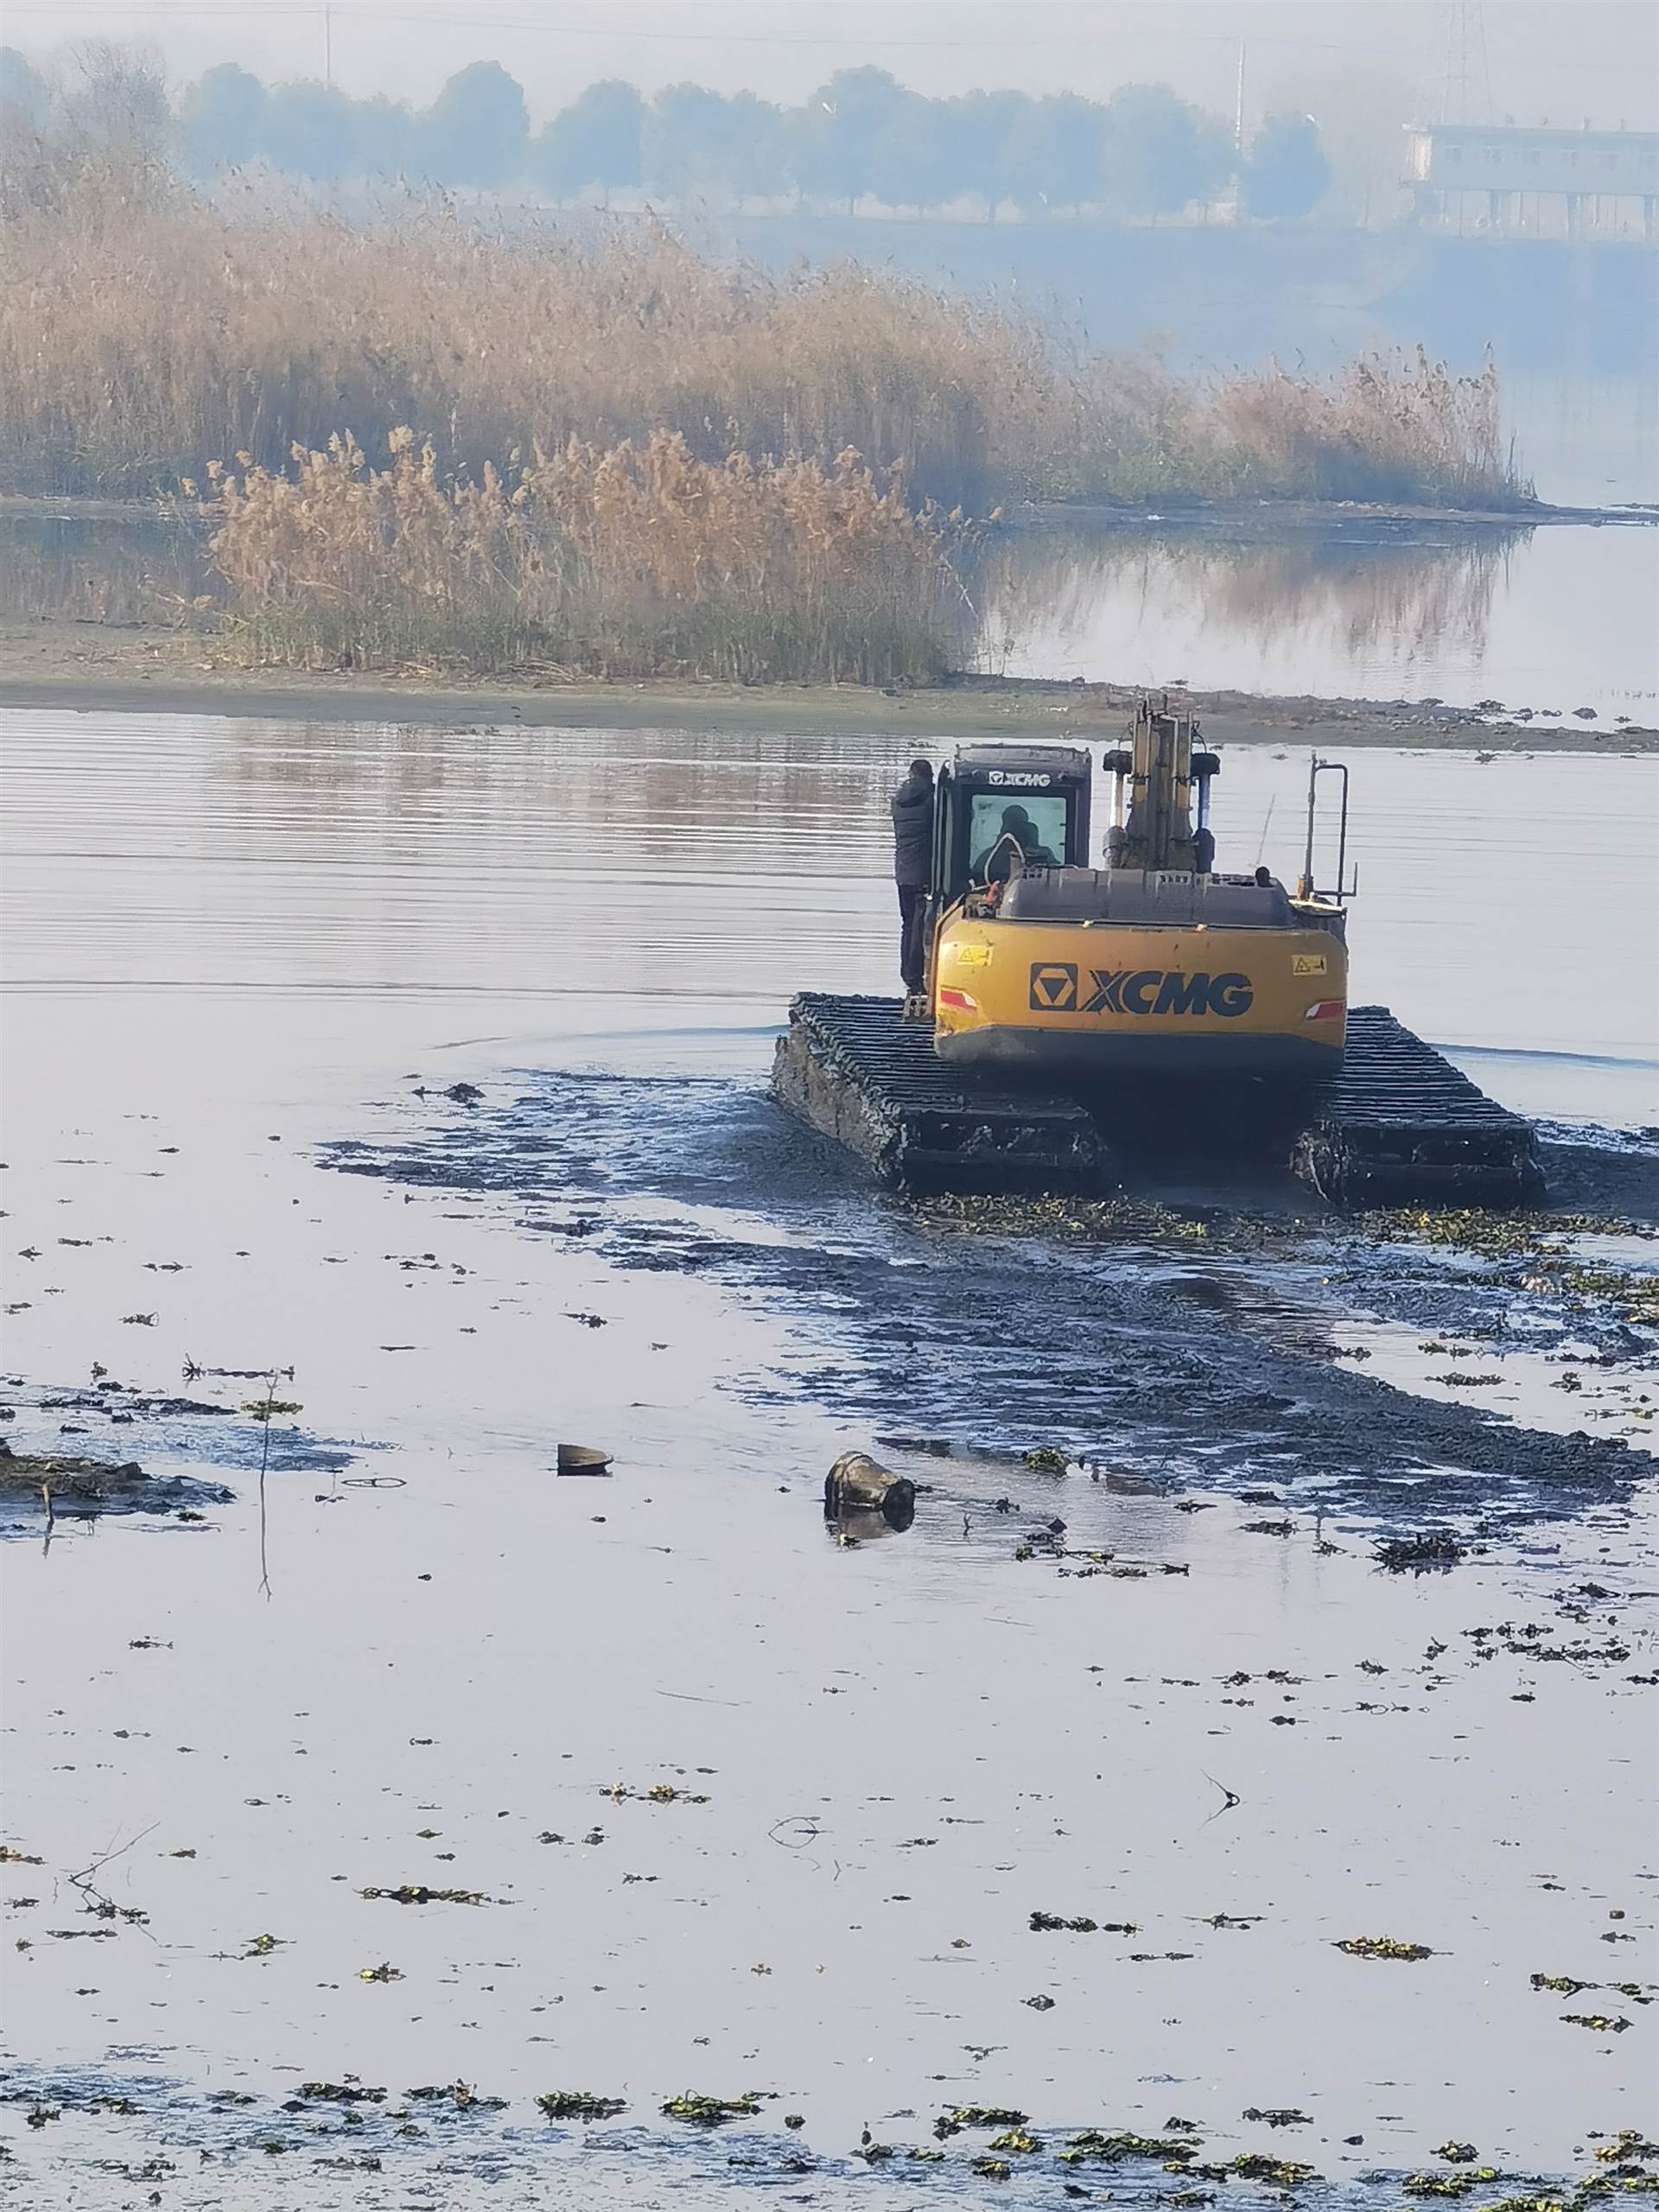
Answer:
(971, 803, 1059, 885)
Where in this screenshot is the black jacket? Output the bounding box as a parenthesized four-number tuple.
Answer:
(891, 770, 933, 887)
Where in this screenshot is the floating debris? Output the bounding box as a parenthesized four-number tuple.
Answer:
(359, 1885, 485, 1906)
(935, 2107, 1028, 2139)
(823, 1450, 916, 1529)
(661, 2091, 764, 2125)
(536, 2091, 626, 2120)
(1376, 1533, 1467, 1573)
(1336, 1936, 1435, 1961)
(556, 1443, 613, 1476)
(1243, 2110, 1312, 2128)
(1062, 2131, 1197, 2164)
(603, 1783, 709, 1806)
(1225, 2154, 1319, 2186)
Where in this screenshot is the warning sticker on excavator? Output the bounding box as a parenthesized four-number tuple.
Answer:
(1029, 963, 1079, 1010)
(1293, 953, 1328, 976)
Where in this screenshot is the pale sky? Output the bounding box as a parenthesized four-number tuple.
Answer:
(5, 0, 1656, 132)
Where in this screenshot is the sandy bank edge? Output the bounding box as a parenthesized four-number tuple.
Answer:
(2, 620, 1654, 753)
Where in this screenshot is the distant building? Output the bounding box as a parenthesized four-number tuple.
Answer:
(1404, 122, 1659, 240)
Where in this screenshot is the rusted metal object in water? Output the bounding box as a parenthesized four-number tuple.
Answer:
(556, 1444, 613, 1476)
(824, 1449, 916, 1529)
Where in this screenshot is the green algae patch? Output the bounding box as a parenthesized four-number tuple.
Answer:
(1337, 1935, 1435, 1961)
(1062, 2130, 1198, 2164)
(360, 1885, 486, 1905)
(935, 2106, 1029, 2139)
(1227, 2153, 1319, 2185)
(537, 2091, 626, 2121)
(661, 2091, 765, 2125)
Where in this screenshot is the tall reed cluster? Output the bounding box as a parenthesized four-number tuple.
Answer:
(1, 159, 1530, 514)
(206, 429, 971, 682)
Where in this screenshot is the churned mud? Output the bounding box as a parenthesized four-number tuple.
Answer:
(322, 1069, 1658, 1530)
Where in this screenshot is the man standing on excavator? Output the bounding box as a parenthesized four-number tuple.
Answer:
(891, 757, 933, 995)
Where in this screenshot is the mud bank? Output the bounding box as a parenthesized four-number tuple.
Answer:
(2, 619, 1654, 752)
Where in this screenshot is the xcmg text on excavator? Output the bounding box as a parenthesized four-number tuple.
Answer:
(773, 701, 1543, 1206)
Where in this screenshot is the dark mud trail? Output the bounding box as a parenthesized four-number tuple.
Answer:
(322, 1071, 1657, 1536)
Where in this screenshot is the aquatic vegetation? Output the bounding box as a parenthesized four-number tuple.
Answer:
(1336, 1936, 1435, 1961)
(298, 2082, 385, 2104)
(972, 2158, 1014, 2180)
(207, 429, 970, 685)
(1029, 1910, 1098, 1931)
(1375, 1533, 1467, 1573)
(1023, 1446, 1069, 1472)
(604, 1782, 709, 1805)
(405, 2082, 505, 2109)
(1244, 2109, 1312, 2128)
(536, 2091, 626, 2120)
(661, 2091, 765, 2124)
(1561, 2013, 1630, 2033)
(359, 1884, 485, 1905)
(1438, 2145, 1482, 2163)
(358, 1961, 404, 1982)
(1405, 2168, 1503, 2196)
(988, 2128, 1045, 2154)
(1062, 2131, 1197, 2164)
(1596, 2137, 1659, 2164)
(935, 2106, 1028, 2138)
(1227, 2153, 1319, 2185)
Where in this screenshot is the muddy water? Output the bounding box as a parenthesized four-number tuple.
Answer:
(2, 708, 1656, 2206)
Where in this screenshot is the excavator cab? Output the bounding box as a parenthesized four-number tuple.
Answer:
(930, 746, 1093, 909)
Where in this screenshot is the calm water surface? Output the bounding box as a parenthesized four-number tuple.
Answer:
(5, 709, 1654, 1118)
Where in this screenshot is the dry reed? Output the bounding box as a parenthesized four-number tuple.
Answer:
(207, 429, 972, 681)
(1, 158, 1531, 514)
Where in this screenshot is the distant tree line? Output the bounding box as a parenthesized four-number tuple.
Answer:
(0, 46, 1332, 222)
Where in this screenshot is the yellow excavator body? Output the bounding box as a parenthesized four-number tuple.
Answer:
(932, 910, 1347, 1078)
(918, 702, 1351, 1091)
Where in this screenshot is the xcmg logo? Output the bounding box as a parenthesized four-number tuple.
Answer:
(1028, 963, 1255, 1017)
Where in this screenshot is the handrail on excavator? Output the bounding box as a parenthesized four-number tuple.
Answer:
(1298, 754, 1355, 903)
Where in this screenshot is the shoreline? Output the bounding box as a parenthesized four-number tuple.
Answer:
(6, 488, 1656, 531)
(3, 620, 1656, 751)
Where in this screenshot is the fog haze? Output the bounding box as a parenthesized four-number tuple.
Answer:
(6, 0, 1656, 132)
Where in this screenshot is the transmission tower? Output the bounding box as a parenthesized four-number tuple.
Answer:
(1440, 2, 1493, 124)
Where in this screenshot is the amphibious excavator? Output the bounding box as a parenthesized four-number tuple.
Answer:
(772, 700, 1543, 1206)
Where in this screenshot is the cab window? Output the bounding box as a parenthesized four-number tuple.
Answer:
(969, 792, 1069, 881)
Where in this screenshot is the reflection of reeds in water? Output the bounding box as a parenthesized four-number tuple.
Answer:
(981, 524, 1529, 680)
(0, 512, 215, 626)
(207, 429, 976, 683)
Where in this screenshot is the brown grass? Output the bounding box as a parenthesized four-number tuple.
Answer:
(0, 156, 1531, 515)
(206, 428, 972, 682)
